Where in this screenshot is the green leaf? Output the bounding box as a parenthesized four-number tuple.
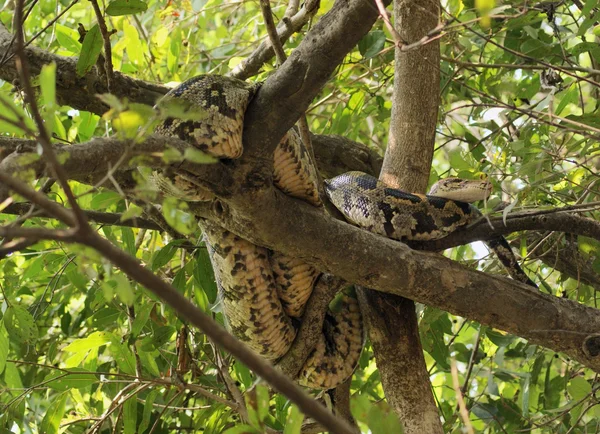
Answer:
(76, 24, 103, 77)
(123, 394, 138, 434)
(578, 236, 600, 257)
(90, 191, 122, 210)
(140, 325, 175, 351)
(554, 85, 578, 116)
(283, 404, 304, 434)
(40, 392, 68, 434)
(581, 0, 599, 16)
(486, 329, 515, 347)
(132, 302, 154, 337)
(4, 305, 38, 343)
(162, 197, 196, 235)
(194, 246, 218, 303)
(112, 274, 135, 306)
(568, 376, 592, 401)
(45, 368, 97, 391)
(223, 425, 261, 434)
(569, 42, 600, 58)
(152, 242, 178, 271)
(521, 375, 530, 417)
(55, 24, 82, 54)
(172, 268, 186, 292)
(64, 331, 113, 353)
(137, 345, 161, 376)
(106, 0, 148, 16)
(358, 30, 386, 59)
(0, 322, 8, 375)
(139, 389, 158, 433)
(38, 64, 59, 140)
(40, 62, 56, 107)
(120, 204, 144, 228)
(112, 103, 154, 137)
(123, 21, 145, 68)
(121, 227, 136, 256)
(109, 340, 137, 374)
(245, 385, 269, 429)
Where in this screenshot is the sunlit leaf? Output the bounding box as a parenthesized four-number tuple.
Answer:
(0, 322, 8, 375)
(106, 0, 148, 16)
(76, 24, 103, 77)
(162, 197, 197, 235)
(4, 305, 38, 343)
(45, 368, 97, 391)
(39, 392, 67, 434)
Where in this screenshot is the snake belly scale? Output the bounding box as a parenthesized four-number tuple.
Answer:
(154, 75, 363, 389)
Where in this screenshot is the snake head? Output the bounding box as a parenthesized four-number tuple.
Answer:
(427, 177, 492, 203)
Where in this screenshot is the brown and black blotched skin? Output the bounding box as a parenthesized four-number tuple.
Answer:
(154, 75, 536, 391)
(154, 75, 364, 390)
(325, 171, 537, 288)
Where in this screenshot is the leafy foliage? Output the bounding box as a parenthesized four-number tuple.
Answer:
(0, 0, 599, 432)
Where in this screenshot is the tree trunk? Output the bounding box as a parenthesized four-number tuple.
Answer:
(358, 0, 443, 432)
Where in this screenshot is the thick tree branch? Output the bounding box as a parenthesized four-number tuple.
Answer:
(0, 171, 357, 434)
(0, 135, 233, 198)
(0, 134, 382, 195)
(241, 0, 391, 162)
(411, 209, 600, 251)
(187, 189, 600, 373)
(368, 0, 443, 430)
(0, 23, 166, 116)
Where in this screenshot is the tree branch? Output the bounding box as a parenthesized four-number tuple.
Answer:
(0, 172, 357, 434)
(411, 209, 600, 251)
(1, 203, 162, 231)
(230, 0, 320, 80)
(241, 0, 391, 162)
(0, 134, 383, 197)
(367, 0, 443, 429)
(0, 23, 166, 116)
(185, 187, 600, 373)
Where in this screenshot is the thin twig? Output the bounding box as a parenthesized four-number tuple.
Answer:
(89, 0, 115, 92)
(1, 203, 163, 231)
(442, 55, 600, 74)
(460, 328, 482, 396)
(259, 0, 287, 65)
(451, 358, 474, 434)
(13, 0, 88, 228)
(0, 171, 357, 434)
(373, 0, 402, 44)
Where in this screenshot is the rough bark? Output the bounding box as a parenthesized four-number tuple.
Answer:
(358, 0, 443, 431)
(185, 189, 600, 373)
(0, 23, 165, 115)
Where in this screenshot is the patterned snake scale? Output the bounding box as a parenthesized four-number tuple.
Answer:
(325, 172, 537, 288)
(154, 75, 536, 389)
(154, 75, 363, 389)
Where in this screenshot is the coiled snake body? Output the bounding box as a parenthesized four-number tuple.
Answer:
(155, 75, 362, 389)
(154, 75, 536, 390)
